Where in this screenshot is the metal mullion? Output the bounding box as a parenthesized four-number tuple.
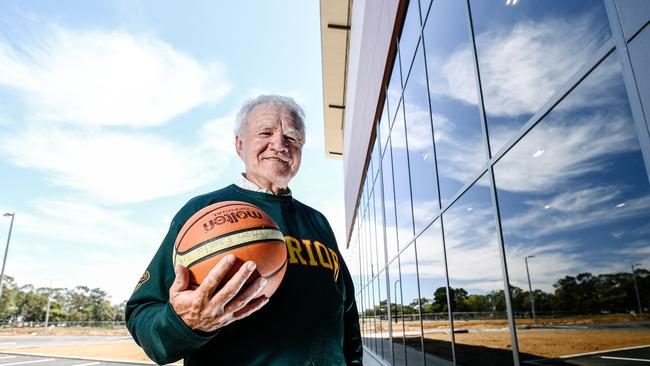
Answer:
(438, 214, 457, 365)
(606, 0, 650, 184)
(420, 1, 454, 362)
(387, 134, 401, 261)
(377, 125, 395, 363)
(388, 41, 404, 129)
(465, 0, 519, 364)
(371, 274, 378, 353)
(401, 32, 423, 97)
(411, 26, 433, 357)
(399, 78, 418, 255)
(396, 256, 408, 364)
(411, 240, 426, 366)
(371, 189, 387, 359)
(419, 4, 444, 214)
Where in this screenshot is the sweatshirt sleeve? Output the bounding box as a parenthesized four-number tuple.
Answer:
(317, 211, 363, 365)
(341, 258, 363, 365)
(125, 218, 217, 365)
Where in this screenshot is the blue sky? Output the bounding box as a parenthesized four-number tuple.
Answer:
(0, 0, 348, 304)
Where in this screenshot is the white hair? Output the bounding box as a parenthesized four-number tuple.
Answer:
(234, 95, 306, 145)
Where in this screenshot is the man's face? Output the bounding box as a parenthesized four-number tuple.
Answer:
(236, 103, 303, 190)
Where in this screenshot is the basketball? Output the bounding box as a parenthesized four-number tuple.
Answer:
(173, 201, 287, 299)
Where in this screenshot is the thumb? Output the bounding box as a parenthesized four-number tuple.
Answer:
(170, 265, 189, 293)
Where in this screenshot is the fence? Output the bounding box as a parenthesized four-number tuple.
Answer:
(0, 320, 127, 328)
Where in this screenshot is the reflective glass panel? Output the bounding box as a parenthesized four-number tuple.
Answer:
(379, 102, 391, 155)
(379, 271, 391, 360)
(387, 53, 403, 125)
(383, 137, 399, 261)
(368, 190, 378, 277)
(362, 285, 372, 348)
(399, 0, 422, 83)
(371, 278, 379, 354)
(443, 175, 513, 366)
(360, 287, 366, 346)
(423, 0, 486, 206)
(361, 207, 370, 286)
(372, 133, 381, 186)
(404, 42, 439, 233)
(391, 101, 416, 248)
(389, 258, 407, 364)
(415, 220, 454, 364)
(495, 53, 650, 362)
(420, 0, 432, 25)
(395, 243, 426, 365)
(470, 0, 612, 153)
(374, 182, 386, 271)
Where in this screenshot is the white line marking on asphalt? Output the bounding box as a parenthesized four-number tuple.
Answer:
(0, 359, 54, 366)
(74, 362, 100, 366)
(0, 357, 16, 360)
(601, 356, 650, 362)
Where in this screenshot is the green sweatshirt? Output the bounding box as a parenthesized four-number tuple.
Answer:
(126, 184, 362, 365)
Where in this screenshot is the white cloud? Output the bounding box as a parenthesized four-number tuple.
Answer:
(428, 13, 607, 118)
(494, 113, 636, 194)
(0, 24, 229, 127)
(502, 187, 650, 239)
(1, 126, 231, 204)
(15, 199, 161, 251)
(201, 114, 239, 157)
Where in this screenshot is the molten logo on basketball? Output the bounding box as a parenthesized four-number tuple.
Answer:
(203, 209, 264, 232)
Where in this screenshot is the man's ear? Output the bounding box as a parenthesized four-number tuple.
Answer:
(235, 135, 243, 159)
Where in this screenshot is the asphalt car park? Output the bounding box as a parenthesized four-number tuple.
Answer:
(0, 353, 156, 366)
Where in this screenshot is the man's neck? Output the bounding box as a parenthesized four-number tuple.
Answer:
(240, 173, 291, 196)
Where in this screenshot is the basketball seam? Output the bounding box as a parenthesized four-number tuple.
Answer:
(175, 202, 269, 249)
(176, 225, 281, 255)
(183, 238, 286, 269)
(262, 256, 288, 279)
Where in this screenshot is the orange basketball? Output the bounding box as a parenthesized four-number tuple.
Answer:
(173, 201, 287, 299)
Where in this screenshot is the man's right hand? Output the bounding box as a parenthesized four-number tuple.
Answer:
(169, 254, 269, 332)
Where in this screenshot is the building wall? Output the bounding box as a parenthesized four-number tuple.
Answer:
(345, 0, 650, 365)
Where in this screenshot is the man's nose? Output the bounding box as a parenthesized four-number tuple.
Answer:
(269, 133, 289, 151)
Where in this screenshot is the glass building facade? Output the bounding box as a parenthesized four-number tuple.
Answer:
(347, 0, 650, 365)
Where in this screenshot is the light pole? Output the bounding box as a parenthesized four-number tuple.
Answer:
(632, 263, 643, 316)
(393, 279, 400, 324)
(525, 255, 537, 324)
(0, 212, 15, 303)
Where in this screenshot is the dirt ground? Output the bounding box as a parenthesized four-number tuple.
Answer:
(423, 329, 650, 358)
(369, 314, 650, 363)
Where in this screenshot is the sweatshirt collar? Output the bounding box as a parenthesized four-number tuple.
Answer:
(235, 173, 292, 196)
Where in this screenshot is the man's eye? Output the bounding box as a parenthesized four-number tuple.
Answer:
(286, 136, 297, 143)
(259, 131, 272, 136)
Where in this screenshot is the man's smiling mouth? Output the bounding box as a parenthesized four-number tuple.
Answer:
(264, 157, 289, 164)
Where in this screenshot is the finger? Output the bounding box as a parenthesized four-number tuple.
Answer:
(196, 254, 237, 298)
(170, 265, 189, 294)
(213, 260, 257, 305)
(223, 276, 268, 314)
(232, 296, 269, 319)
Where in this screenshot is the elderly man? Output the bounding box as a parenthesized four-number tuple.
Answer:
(126, 95, 362, 365)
